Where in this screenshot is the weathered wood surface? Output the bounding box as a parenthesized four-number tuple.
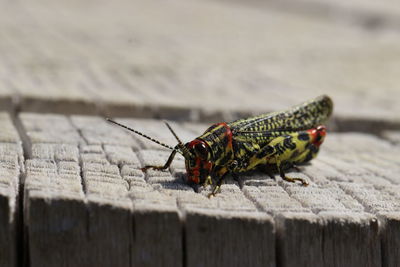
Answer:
(14, 113, 399, 267)
(235, 0, 400, 31)
(0, 0, 399, 266)
(0, 113, 23, 267)
(0, 0, 399, 131)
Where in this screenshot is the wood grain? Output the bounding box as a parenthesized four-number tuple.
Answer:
(15, 114, 400, 266)
(0, 113, 23, 267)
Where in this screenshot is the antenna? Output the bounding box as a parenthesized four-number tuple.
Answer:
(106, 118, 176, 151)
(163, 121, 193, 159)
(163, 121, 184, 145)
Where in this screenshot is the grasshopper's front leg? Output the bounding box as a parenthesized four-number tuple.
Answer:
(141, 150, 177, 172)
(207, 160, 239, 197)
(207, 175, 225, 198)
(207, 166, 232, 198)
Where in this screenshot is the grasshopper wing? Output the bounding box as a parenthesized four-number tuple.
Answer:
(230, 95, 333, 134)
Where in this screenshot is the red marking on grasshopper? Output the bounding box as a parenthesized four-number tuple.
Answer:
(307, 125, 326, 147)
(219, 122, 233, 149)
(185, 139, 213, 184)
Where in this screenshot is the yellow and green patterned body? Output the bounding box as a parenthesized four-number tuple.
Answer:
(233, 127, 325, 172)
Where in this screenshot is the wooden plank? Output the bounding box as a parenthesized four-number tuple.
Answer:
(1, 1, 399, 262)
(21, 114, 132, 267)
(275, 213, 323, 267)
(177, 124, 398, 266)
(18, 114, 400, 266)
(26, 190, 87, 267)
(382, 130, 400, 145)
(0, 113, 23, 267)
(120, 150, 183, 267)
(0, 0, 400, 131)
(113, 119, 276, 267)
(320, 212, 381, 267)
(184, 209, 275, 267)
(379, 212, 400, 267)
(228, 0, 400, 31)
(18, 97, 98, 116)
(21, 114, 187, 267)
(131, 205, 182, 267)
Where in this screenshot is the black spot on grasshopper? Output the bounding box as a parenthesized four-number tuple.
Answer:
(274, 143, 286, 155)
(307, 143, 319, 154)
(256, 145, 275, 159)
(303, 150, 314, 163)
(298, 132, 310, 141)
(283, 136, 296, 150)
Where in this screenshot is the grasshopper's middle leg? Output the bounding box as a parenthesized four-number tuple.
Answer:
(141, 150, 177, 172)
(207, 159, 245, 197)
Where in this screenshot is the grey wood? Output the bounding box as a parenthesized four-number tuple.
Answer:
(19, 97, 98, 116)
(184, 209, 275, 267)
(22, 114, 133, 267)
(1, 0, 400, 131)
(84, 198, 132, 267)
(15, 113, 400, 266)
(230, 0, 400, 31)
(379, 212, 400, 267)
(276, 207, 378, 267)
(26, 191, 87, 267)
(21, 114, 187, 267)
(320, 212, 381, 267)
(131, 206, 182, 267)
(275, 213, 323, 267)
(243, 181, 311, 215)
(124, 151, 183, 267)
(382, 130, 400, 145)
(0, 113, 23, 267)
(1, 0, 400, 263)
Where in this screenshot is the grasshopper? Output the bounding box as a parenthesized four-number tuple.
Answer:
(107, 95, 333, 196)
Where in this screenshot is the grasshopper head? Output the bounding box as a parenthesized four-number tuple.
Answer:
(161, 121, 213, 184)
(183, 139, 213, 184)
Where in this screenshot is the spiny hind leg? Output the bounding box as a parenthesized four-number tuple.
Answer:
(281, 175, 309, 186)
(276, 159, 309, 186)
(141, 150, 177, 172)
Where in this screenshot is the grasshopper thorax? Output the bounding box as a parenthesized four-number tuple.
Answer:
(184, 139, 213, 184)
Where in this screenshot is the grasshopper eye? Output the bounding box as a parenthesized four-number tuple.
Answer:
(194, 142, 209, 159)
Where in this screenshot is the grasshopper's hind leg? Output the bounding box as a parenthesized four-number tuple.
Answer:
(141, 150, 177, 172)
(277, 160, 309, 186)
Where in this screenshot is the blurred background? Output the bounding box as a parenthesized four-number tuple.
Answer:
(1, 0, 399, 129)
